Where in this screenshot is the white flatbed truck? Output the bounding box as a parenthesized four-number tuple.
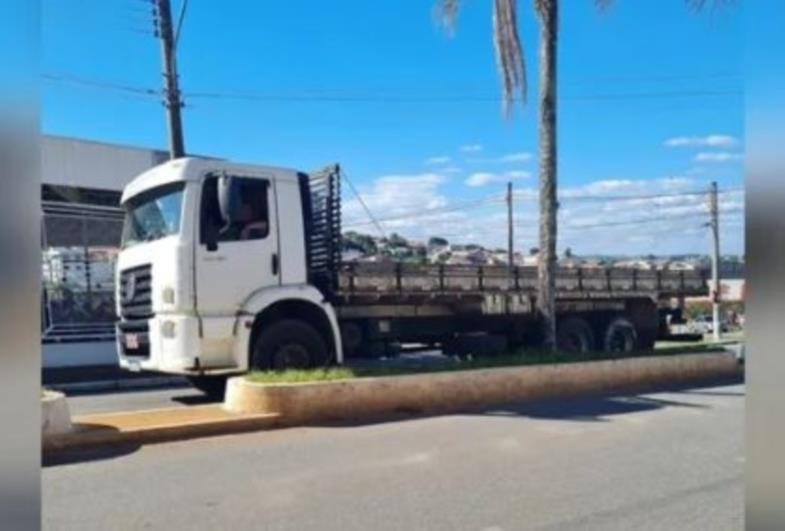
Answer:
(115, 158, 708, 395)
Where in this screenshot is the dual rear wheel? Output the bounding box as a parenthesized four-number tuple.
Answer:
(556, 314, 640, 354)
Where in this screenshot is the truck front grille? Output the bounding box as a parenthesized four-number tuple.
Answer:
(120, 264, 153, 319)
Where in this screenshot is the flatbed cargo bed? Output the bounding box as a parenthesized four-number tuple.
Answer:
(336, 261, 708, 302)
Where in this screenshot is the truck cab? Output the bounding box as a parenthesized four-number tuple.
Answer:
(115, 158, 343, 386)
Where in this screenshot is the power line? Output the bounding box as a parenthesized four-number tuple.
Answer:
(344, 188, 745, 229)
(340, 172, 387, 239)
(184, 88, 741, 104)
(41, 73, 159, 97)
(174, 0, 188, 49)
(41, 73, 741, 104)
(511, 188, 743, 205)
(343, 194, 506, 228)
(554, 209, 743, 231)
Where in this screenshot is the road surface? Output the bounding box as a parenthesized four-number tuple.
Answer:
(65, 386, 212, 416)
(44, 383, 744, 530)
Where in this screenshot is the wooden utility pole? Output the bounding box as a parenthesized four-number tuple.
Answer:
(154, 0, 185, 158)
(709, 181, 721, 341)
(507, 181, 514, 279)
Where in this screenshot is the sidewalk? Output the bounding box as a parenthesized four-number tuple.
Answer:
(43, 364, 189, 394)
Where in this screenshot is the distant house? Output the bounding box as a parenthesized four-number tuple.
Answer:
(558, 257, 585, 269)
(444, 249, 488, 266)
(581, 258, 608, 269)
(342, 248, 364, 262)
(613, 259, 655, 270)
(661, 260, 698, 271)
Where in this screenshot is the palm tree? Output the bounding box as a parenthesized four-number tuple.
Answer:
(438, 0, 729, 350)
(439, 0, 559, 349)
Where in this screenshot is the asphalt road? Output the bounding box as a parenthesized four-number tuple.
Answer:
(44, 383, 744, 531)
(65, 386, 213, 416)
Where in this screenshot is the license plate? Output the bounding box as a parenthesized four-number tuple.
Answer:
(125, 333, 139, 350)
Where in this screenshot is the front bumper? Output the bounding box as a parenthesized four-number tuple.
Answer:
(117, 314, 202, 374)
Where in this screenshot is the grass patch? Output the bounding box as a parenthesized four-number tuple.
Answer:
(247, 340, 736, 384)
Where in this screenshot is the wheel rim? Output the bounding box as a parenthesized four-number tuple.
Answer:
(562, 331, 589, 352)
(607, 324, 635, 352)
(273, 343, 311, 369)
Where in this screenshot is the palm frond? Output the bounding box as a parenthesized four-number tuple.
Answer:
(597, 0, 736, 11)
(493, 0, 527, 116)
(436, 0, 461, 35)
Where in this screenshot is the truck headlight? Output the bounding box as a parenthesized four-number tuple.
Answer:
(161, 320, 176, 338)
(162, 287, 176, 305)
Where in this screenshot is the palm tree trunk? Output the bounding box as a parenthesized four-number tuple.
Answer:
(536, 0, 558, 350)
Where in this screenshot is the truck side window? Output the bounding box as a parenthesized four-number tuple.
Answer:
(200, 176, 270, 244)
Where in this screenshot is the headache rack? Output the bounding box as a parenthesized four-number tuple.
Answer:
(301, 164, 342, 298)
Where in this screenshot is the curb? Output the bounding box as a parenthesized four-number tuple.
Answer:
(43, 405, 280, 454)
(46, 376, 190, 395)
(42, 390, 72, 436)
(225, 352, 743, 424)
(43, 352, 743, 454)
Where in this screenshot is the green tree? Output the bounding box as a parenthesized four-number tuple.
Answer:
(428, 236, 449, 248)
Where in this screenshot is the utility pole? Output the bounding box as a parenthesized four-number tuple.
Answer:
(709, 181, 721, 342)
(153, 0, 185, 158)
(507, 181, 514, 282)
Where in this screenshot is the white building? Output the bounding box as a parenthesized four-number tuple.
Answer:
(42, 135, 168, 368)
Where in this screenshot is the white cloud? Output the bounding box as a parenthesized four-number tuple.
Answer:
(498, 152, 532, 163)
(343, 171, 744, 257)
(694, 152, 744, 163)
(342, 172, 449, 229)
(468, 151, 533, 164)
(440, 166, 462, 174)
(465, 170, 532, 187)
(460, 144, 483, 153)
(664, 135, 739, 148)
(685, 167, 706, 175)
(424, 156, 451, 165)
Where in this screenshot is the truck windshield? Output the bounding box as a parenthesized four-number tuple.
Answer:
(122, 182, 186, 248)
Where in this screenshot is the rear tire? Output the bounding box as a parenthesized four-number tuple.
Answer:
(187, 375, 227, 400)
(251, 319, 329, 370)
(556, 316, 595, 353)
(602, 316, 638, 354)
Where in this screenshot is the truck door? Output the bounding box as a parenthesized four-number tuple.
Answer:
(195, 173, 279, 318)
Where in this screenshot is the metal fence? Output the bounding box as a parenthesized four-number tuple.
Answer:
(42, 201, 124, 343)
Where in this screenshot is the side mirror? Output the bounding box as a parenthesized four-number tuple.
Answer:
(217, 174, 242, 226)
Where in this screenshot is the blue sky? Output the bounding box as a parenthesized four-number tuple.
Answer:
(42, 0, 744, 256)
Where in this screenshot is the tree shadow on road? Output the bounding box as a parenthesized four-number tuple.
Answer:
(303, 378, 739, 429)
(480, 392, 710, 423)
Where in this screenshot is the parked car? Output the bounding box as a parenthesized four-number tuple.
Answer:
(689, 314, 729, 334)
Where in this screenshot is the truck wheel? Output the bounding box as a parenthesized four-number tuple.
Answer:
(187, 375, 227, 399)
(556, 316, 595, 353)
(602, 316, 638, 353)
(251, 319, 329, 370)
(340, 321, 364, 357)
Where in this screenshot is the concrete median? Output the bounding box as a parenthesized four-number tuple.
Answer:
(224, 352, 743, 424)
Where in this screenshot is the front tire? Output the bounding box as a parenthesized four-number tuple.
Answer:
(251, 319, 329, 370)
